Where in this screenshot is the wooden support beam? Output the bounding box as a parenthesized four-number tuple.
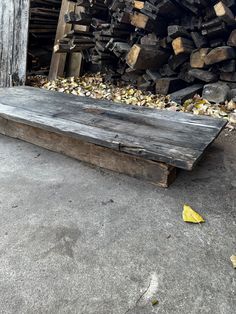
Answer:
(66, 5, 87, 77)
(0, 117, 176, 187)
(67, 53, 83, 77)
(48, 0, 74, 80)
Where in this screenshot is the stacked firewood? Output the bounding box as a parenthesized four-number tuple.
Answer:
(55, 0, 236, 103)
(28, 0, 61, 74)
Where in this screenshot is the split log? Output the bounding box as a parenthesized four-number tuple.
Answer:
(214, 1, 236, 25)
(220, 72, 236, 82)
(172, 37, 195, 55)
(126, 45, 169, 70)
(227, 30, 236, 46)
(205, 46, 236, 65)
(170, 85, 203, 104)
(188, 69, 218, 83)
(156, 78, 187, 95)
(190, 48, 211, 68)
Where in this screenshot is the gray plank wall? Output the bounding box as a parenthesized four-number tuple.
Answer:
(0, 0, 30, 87)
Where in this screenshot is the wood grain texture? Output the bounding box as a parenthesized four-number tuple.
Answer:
(0, 117, 176, 187)
(0, 0, 30, 87)
(0, 86, 227, 170)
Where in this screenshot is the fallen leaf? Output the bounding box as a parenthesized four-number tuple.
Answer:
(182, 204, 205, 224)
(151, 298, 159, 306)
(230, 255, 236, 268)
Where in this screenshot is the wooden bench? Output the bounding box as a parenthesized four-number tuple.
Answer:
(0, 87, 226, 187)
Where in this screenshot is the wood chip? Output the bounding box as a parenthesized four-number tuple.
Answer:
(230, 255, 236, 268)
(27, 73, 235, 130)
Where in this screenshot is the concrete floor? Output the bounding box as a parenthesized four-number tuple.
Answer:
(0, 131, 235, 314)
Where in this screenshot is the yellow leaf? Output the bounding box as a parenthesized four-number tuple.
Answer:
(230, 255, 236, 268)
(151, 298, 159, 306)
(182, 204, 205, 223)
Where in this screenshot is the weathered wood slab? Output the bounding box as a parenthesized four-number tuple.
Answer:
(0, 87, 226, 173)
(0, 0, 30, 87)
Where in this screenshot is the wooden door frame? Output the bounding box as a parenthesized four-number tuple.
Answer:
(0, 0, 30, 87)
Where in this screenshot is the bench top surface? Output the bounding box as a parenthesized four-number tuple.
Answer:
(0, 86, 226, 170)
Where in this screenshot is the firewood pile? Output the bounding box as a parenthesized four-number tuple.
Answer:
(54, 0, 236, 104)
(28, 0, 61, 74)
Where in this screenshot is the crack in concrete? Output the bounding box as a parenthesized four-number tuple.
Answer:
(124, 279, 152, 314)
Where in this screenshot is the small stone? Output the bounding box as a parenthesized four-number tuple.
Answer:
(227, 99, 236, 110)
(202, 83, 230, 103)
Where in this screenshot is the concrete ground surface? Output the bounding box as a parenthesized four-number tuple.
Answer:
(0, 131, 235, 314)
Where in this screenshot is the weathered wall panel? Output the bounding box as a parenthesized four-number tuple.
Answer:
(0, 0, 30, 87)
